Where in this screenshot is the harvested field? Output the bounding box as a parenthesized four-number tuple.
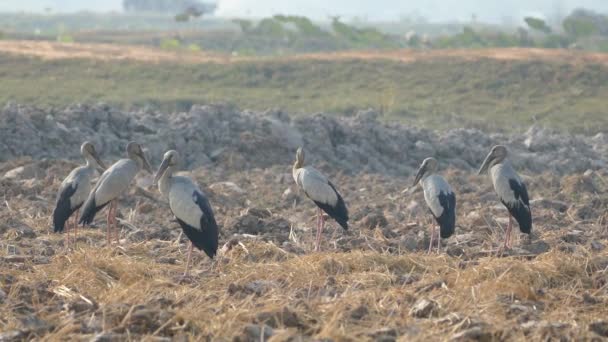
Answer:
(1, 105, 607, 340)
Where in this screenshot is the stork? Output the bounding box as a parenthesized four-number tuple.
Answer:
(154, 150, 218, 278)
(478, 145, 532, 249)
(292, 147, 348, 251)
(53, 141, 106, 248)
(412, 158, 456, 253)
(79, 141, 152, 245)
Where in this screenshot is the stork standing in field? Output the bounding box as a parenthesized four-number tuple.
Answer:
(412, 158, 456, 253)
(53, 141, 106, 247)
(79, 141, 152, 245)
(154, 150, 218, 278)
(478, 145, 532, 249)
(292, 147, 348, 251)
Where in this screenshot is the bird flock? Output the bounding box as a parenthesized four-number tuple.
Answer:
(52, 141, 532, 277)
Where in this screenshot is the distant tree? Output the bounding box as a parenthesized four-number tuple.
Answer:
(232, 19, 253, 33)
(524, 17, 552, 34)
(517, 28, 534, 47)
(562, 9, 607, 37)
(254, 18, 287, 37)
(273, 15, 327, 37)
(330, 17, 396, 48)
(331, 17, 359, 41)
(460, 26, 483, 46)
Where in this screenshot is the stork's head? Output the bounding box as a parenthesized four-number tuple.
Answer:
(81, 141, 107, 170)
(126, 141, 153, 174)
(478, 145, 508, 175)
(413, 157, 438, 186)
(294, 147, 305, 169)
(154, 150, 180, 186)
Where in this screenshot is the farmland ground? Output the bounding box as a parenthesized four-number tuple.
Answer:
(0, 41, 607, 341)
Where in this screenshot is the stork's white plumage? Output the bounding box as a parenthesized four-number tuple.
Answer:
(293, 167, 339, 207)
(53, 141, 106, 247)
(154, 150, 219, 278)
(292, 147, 348, 251)
(79, 141, 152, 245)
(478, 145, 532, 249)
(413, 158, 456, 253)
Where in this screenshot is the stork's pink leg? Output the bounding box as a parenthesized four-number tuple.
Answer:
(106, 202, 112, 245)
(509, 215, 513, 248)
(112, 201, 119, 244)
(110, 201, 117, 244)
(436, 229, 441, 254)
(70, 212, 76, 247)
(314, 208, 322, 252)
(65, 218, 70, 250)
(74, 209, 79, 244)
(184, 241, 194, 278)
(428, 224, 435, 254)
(316, 209, 326, 252)
(503, 215, 512, 249)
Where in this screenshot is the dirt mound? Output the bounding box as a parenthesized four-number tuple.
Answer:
(1, 104, 606, 178)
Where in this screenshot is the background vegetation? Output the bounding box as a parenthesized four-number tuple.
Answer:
(1, 7, 608, 133)
(4, 8, 608, 54)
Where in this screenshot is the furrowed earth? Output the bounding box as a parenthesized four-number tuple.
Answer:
(0, 104, 607, 341)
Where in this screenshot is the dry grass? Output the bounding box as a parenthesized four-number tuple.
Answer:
(1, 160, 607, 340)
(2, 241, 607, 340)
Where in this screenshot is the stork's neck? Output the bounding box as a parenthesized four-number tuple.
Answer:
(292, 162, 301, 183)
(491, 157, 508, 169)
(421, 171, 432, 182)
(157, 166, 174, 197)
(84, 154, 97, 171)
(128, 155, 143, 171)
(126, 151, 143, 171)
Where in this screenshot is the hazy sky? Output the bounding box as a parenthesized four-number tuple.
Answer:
(2, 0, 608, 23)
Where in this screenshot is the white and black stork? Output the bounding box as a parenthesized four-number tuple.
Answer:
(412, 157, 456, 253)
(79, 141, 152, 245)
(53, 141, 106, 247)
(292, 147, 348, 251)
(478, 145, 532, 249)
(154, 150, 219, 278)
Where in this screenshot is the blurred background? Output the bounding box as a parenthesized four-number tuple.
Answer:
(1, 0, 608, 133)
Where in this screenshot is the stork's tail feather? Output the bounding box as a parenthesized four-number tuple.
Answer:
(53, 184, 79, 233)
(79, 197, 108, 226)
(437, 214, 456, 239)
(333, 198, 349, 230)
(177, 218, 219, 259)
(315, 195, 349, 231)
(507, 202, 532, 234)
(53, 203, 79, 233)
(435, 192, 456, 239)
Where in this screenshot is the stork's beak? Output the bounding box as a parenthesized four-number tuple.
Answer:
(412, 164, 426, 187)
(153, 157, 169, 186)
(140, 153, 153, 174)
(92, 152, 107, 171)
(478, 153, 494, 175)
